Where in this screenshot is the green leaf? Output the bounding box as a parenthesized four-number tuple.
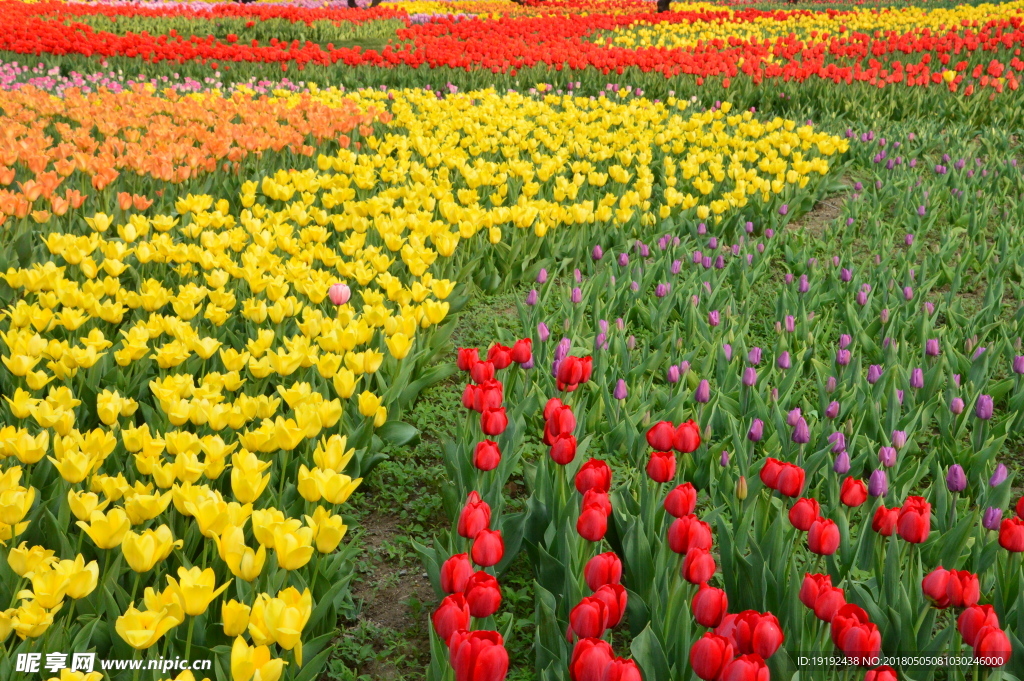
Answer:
(376, 420, 420, 447)
(631, 623, 671, 681)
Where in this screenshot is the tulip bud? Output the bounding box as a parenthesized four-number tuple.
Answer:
(667, 365, 681, 383)
(983, 507, 1003, 531)
(869, 470, 889, 497)
(826, 376, 837, 393)
(833, 451, 851, 474)
(742, 368, 757, 387)
(592, 245, 603, 261)
(1014, 356, 1024, 374)
(328, 283, 351, 306)
(538, 323, 550, 342)
(946, 465, 967, 493)
(537, 269, 548, 284)
(825, 401, 840, 419)
(694, 380, 710, 403)
(736, 476, 748, 500)
(747, 419, 764, 442)
(777, 351, 791, 370)
(891, 430, 907, 449)
(990, 464, 1008, 487)
(791, 418, 810, 444)
(951, 397, 965, 414)
(976, 395, 994, 420)
(526, 289, 538, 306)
(613, 380, 628, 401)
(926, 339, 940, 356)
(878, 447, 897, 467)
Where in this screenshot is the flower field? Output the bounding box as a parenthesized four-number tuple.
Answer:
(2, 0, 1024, 680)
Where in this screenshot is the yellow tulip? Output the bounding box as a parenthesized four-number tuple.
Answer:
(0, 607, 15, 642)
(7, 542, 56, 577)
(166, 566, 230, 617)
(53, 555, 99, 600)
(122, 526, 182, 573)
(0, 486, 35, 525)
(76, 508, 130, 549)
(305, 507, 348, 553)
(115, 605, 181, 649)
(11, 600, 54, 639)
(230, 636, 286, 681)
(222, 600, 251, 638)
(19, 568, 70, 609)
(271, 526, 315, 571)
(214, 525, 266, 582)
(357, 391, 381, 417)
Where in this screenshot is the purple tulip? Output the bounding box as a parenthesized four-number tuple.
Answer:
(616, 318, 625, 330)
(828, 432, 845, 453)
(723, 344, 733, 362)
(667, 365, 681, 383)
(697, 223, 707, 235)
(596, 333, 608, 351)
(555, 338, 571, 362)
(975, 395, 994, 420)
(946, 465, 967, 493)
(779, 204, 789, 216)
(897, 390, 904, 404)
(905, 233, 914, 246)
(748, 419, 764, 442)
(526, 289, 538, 306)
(627, 335, 636, 350)
(708, 237, 718, 249)
(924, 301, 935, 316)
(983, 507, 1003, 531)
(973, 346, 987, 360)
(785, 273, 794, 285)
(910, 368, 924, 389)
(991, 463, 1009, 487)
(656, 283, 670, 298)
(836, 350, 851, 366)
(708, 311, 720, 327)
(748, 347, 762, 365)
(613, 379, 628, 400)
(599, 320, 609, 334)
(868, 470, 889, 497)
(878, 446, 897, 467)
(826, 401, 840, 419)
(786, 408, 802, 427)
(592, 245, 604, 261)
(575, 269, 582, 284)
(702, 256, 712, 269)
(791, 418, 810, 444)
(695, 380, 710, 403)
(856, 291, 868, 306)
(715, 256, 725, 270)
(903, 287, 913, 301)
(826, 376, 838, 393)
(742, 367, 757, 387)
(891, 430, 907, 449)
(880, 308, 890, 324)
(522, 358, 534, 370)
(537, 269, 548, 284)
(571, 288, 582, 304)
(867, 365, 883, 384)
(798, 275, 809, 294)
(840, 268, 852, 282)
(538, 323, 550, 342)
(785, 315, 796, 333)
(679, 361, 690, 375)
(925, 339, 940, 356)
(720, 451, 730, 467)
(777, 352, 791, 370)
(839, 334, 852, 349)
(917, 205, 926, 217)
(671, 260, 682, 275)
(833, 451, 851, 474)
(630, 281, 639, 292)
(618, 253, 629, 267)
(1013, 356, 1024, 374)
(693, 250, 703, 264)
(951, 397, 965, 414)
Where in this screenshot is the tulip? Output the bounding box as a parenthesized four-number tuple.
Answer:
(800, 573, 831, 609)
(867, 365, 883, 384)
(570, 638, 614, 681)
(946, 465, 967, 493)
(834, 451, 852, 474)
(668, 515, 713, 554)
(826, 401, 840, 419)
(592, 584, 627, 628)
(664, 483, 697, 517)
(433, 594, 470, 643)
(865, 667, 898, 681)
(814, 585, 847, 622)
(115, 605, 182, 650)
(464, 571, 502, 618)
(990, 464, 1008, 487)
(471, 361, 496, 384)
(719, 654, 770, 681)
(694, 379, 710, 403)
(926, 339, 940, 356)
(473, 440, 501, 472)
(976, 395, 994, 420)
(789, 498, 820, 531)
(808, 518, 840, 555)
(667, 365, 681, 383)
(471, 529, 504, 567)
(922, 567, 951, 608)
(569, 597, 607, 639)
(897, 497, 931, 543)
(449, 630, 509, 681)
(791, 418, 810, 444)
(777, 351, 791, 369)
(230, 637, 286, 681)
(510, 339, 532, 364)
(646, 421, 675, 451)
(692, 585, 728, 628)
(951, 397, 965, 414)
(457, 348, 480, 372)
(481, 408, 508, 436)
(747, 419, 764, 442)
(959, 605, 1000, 646)
(973, 626, 1011, 667)
(328, 283, 351, 305)
(759, 458, 782, 488)
(868, 470, 889, 498)
(674, 420, 701, 453)
(690, 633, 734, 680)
(877, 447, 897, 467)
(910, 368, 924, 388)
(836, 620, 881, 665)
(576, 459, 612, 495)
(458, 492, 491, 539)
(872, 506, 898, 536)
(603, 658, 642, 681)
(525, 289, 538, 306)
(682, 547, 716, 584)
(891, 430, 907, 449)
(775, 463, 805, 498)
(166, 566, 229, 617)
(1014, 356, 1024, 374)
(440, 554, 474, 594)
(999, 517, 1024, 551)
(984, 507, 1003, 531)
(550, 434, 578, 466)
(584, 553, 622, 592)
(946, 570, 980, 608)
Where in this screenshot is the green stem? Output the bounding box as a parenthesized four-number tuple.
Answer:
(184, 616, 196, 663)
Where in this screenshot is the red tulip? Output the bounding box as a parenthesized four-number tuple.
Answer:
(543, 397, 564, 421)
(682, 547, 716, 584)
(673, 420, 701, 453)
(582, 489, 612, 517)
(751, 613, 784, 658)
(799, 573, 832, 609)
(788, 498, 820, 531)
(457, 348, 480, 372)
(551, 434, 578, 465)
(897, 496, 931, 543)
(716, 611, 783, 658)
(999, 517, 1024, 551)
(464, 571, 502, 618)
(473, 440, 501, 471)
(837, 621, 881, 666)
(569, 638, 614, 681)
(471, 360, 496, 384)
(718, 654, 770, 681)
(510, 338, 532, 364)
(440, 553, 474, 593)
(557, 356, 587, 391)
(433, 593, 471, 643)
(646, 451, 676, 483)
(921, 567, 951, 608)
(813, 586, 847, 622)
(481, 407, 508, 436)
(487, 344, 512, 370)
(449, 630, 509, 681)
(864, 666, 898, 681)
(575, 459, 612, 494)
(831, 604, 870, 648)
(808, 517, 840, 555)
(667, 514, 713, 554)
(1016, 495, 1024, 520)
(759, 458, 782, 489)
(458, 492, 491, 539)
(579, 356, 593, 384)
(583, 552, 622, 591)
(544, 405, 576, 444)
(840, 477, 869, 507)
(691, 585, 728, 628)
(603, 658, 641, 681)
(577, 506, 609, 542)
(946, 570, 980, 608)
(472, 381, 504, 413)
(462, 384, 479, 410)
(871, 506, 898, 536)
(775, 463, 805, 497)
(471, 529, 504, 567)
(569, 597, 608, 639)
(592, 584, 627, 628)
(646, 420, 675, 451)
(973, 626, 1011, 666)
(664, 482, 697, 517)
(958, 605, 1000, 646)
(689, 633, 734, 680)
